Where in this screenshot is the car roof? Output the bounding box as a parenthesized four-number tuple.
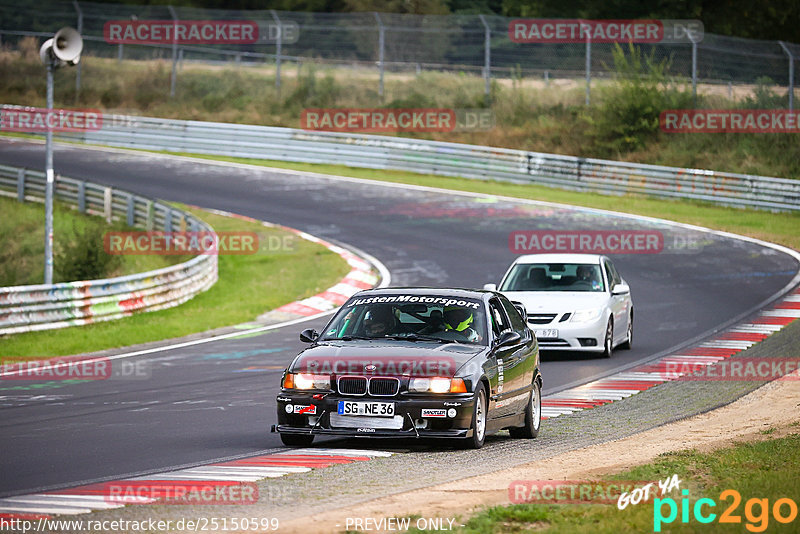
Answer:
(512, 253, 604, 264)
(353, 287, 491, 300)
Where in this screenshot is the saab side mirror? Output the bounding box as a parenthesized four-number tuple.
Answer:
(495, 330, 522, 347)
(483, 283, 497, 291)
(299, 328, 319, 343)
(611, 283, 630, 296)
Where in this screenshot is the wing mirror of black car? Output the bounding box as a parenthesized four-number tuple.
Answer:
(611, 283, 630, 296)
(300, 328, 319, 343)
(495, 330, 522, 347)
(511, 301, 528, 322)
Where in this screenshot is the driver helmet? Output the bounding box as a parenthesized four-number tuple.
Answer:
(443, 306, 474, 332)
(364, 306, 394, 336)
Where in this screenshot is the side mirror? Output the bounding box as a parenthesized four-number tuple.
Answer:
(299, 328, 319, 343)
(483, 283, 497, 291)
(495, 330, 522, 347)
(611, 283, 630, 296)
(511, 301, 528, 323)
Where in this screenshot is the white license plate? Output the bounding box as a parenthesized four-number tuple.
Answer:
(337, 401, 395, 417)
(535, 329, 559, 339)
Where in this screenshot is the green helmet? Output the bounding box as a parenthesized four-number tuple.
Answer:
(444, 306, 474, 332)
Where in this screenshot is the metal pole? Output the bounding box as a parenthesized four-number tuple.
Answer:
(779, 41, 794, 111)
(583, 22, 591, 106)
(691, 36, 697, 109)
(73, 0, 82, 98)
(44, 60, 55, 284)
(478, 15, 491, 103)
(168, 5, 178, 98)
(374, 12, 384, 99)
(270, 10, 282, 97)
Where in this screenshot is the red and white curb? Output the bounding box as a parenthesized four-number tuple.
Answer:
(540, 286, 800, 419)
(0, 449, 392, 518)
(191, 207, 382, 321)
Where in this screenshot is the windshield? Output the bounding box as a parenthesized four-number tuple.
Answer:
(320, 294, 488, 345)
(499, 263, 605, 292)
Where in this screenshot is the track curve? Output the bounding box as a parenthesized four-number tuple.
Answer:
(0, 139, 797, 496)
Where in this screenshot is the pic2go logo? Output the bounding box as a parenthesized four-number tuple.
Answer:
(654, 489, 798, 532)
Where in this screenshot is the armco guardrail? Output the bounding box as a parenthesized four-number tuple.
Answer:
(58, 115, 800, 211)
(0, 164, 218, 335)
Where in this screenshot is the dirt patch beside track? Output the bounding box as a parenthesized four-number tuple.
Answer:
(280, 374, 800, 533)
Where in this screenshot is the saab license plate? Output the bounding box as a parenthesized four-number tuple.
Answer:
(535, 329, 559, 339)
(337, 401, 395, 417)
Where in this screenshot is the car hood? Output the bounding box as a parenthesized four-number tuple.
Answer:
(504, 291, 608, 312)
(290, 341, 486, 378)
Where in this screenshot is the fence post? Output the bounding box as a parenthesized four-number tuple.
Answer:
(117, 43, 123, 62)
(103, 187, 113, 223)
(691, 34, 698, 108)
(168, 5, 178, 98)
(73, 0, 82, 98)
(77, 181, 86, 213)
(146, 200, 154, 230)
(126, 195, 135, 226)
(270, 10, 283, 97)
(478, 14, 491, 103)
(16, 168, 25, 202)
(165, 208, 173, 233)
(779, 41, 794, 111)
(583, 21, 591, 106)
(373, 12, 385, 99)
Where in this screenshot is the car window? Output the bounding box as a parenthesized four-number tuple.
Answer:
(604, 260, 622, 288)
(499, 263, 605, 292)
(320, 294, 488, 345)
(498, 295, 527, 336)
(489, 298, 511, 337)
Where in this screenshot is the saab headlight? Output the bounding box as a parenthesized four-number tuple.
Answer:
(570, 309, 602, 323)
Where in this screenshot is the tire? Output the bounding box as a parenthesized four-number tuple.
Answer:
(509, 379, 541, 439)
(280, 432, 314, 447)
(620, 311, 633, 350)
(601, 318, 614, 358)
(462, 385, 488, 449)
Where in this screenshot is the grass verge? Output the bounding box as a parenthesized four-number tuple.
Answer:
(417, 430, 800, 533)
(168, 154, 800, 252)
(0, 203, 350, 358)
(0, 195, 185, 286)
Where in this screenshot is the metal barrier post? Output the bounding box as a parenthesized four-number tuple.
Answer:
(77, 180, 85, 213)
(271, 10, 282, 97)
(478, 14, 491, 102)
(374, 12, 385, 99)
(126, 195, 135, 226)
(779, 41, 794, 111)
(16, 168, 25, 202)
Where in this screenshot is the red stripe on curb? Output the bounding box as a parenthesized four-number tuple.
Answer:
(774, 302, 800, 309)
(752, 316, 796, 325)
(277, 302, 324, 316)
(0, 513, 51, 520)
(717, 332, 768, 341)
(341, 277, 373, 290)
(681, 347, 740, 356)
(318, 291, 351, 305)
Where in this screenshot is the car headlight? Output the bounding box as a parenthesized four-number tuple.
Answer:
(283, 373, 331, 390)
(409, 377, 467, 393)
(570, 309, 602, 323)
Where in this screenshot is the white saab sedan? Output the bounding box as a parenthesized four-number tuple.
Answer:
(485, 254, 633, 358)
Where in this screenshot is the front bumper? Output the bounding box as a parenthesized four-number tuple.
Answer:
(532, 316, 606, 351)
(275, 391, 475, 439)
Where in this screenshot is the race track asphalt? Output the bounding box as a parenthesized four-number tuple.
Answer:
(0, 139, 797, 496)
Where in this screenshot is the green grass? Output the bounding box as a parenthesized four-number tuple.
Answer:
(0, 195, 185, 286)
(420, 432, 800, 533)
(0, 204, 351, 358)
(166, 154, 800, 252)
